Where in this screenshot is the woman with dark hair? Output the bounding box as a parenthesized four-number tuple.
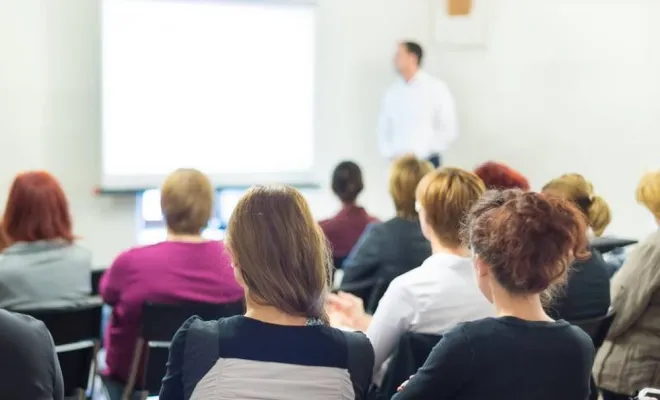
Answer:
(393, 190, 595, 400)
(473, 161, 530, 191)
(0, 171, 91, 309)
(159, 185, 374, 400)
(320, 161, 378, 265)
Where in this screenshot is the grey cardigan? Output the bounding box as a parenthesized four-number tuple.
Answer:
(0, 240, 92, 310)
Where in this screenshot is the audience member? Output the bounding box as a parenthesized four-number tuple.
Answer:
(100, 169, 244, 399)
(341, 155, 433, 295)
(159, 185, 374, 400)
(328, 168, 494, 385)
(393, 190, 595, 400)
(594, 171, 660, 400)
(320, 161, 378, 266)
(473, 161, 530, 190)
(0, 171, 91, 310)
(0, 309, 63, 400)
(542, 173, 611, 321)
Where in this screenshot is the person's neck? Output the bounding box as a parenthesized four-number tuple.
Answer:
(430, 238, 469, 257)
(401, 67, 420, 82)
(244, 300, 308, 326)
(341, 201, 357, 209)
(166, 231, 206, 243)
(490, 282, 553, 322)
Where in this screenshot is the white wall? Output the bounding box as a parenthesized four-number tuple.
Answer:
(1, 0, 658, 265)
(429, 0, 660, 237)
(0, 0, 431, 265)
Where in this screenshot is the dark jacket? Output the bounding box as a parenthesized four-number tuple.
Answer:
(0, 309, 63, 400)
(341, 217, 431, 287)
(547, 248, 611, 322)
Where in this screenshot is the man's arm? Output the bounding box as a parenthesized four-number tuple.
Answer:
(433, 81, 459, 145)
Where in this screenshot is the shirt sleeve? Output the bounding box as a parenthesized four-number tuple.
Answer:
(391, 325, 474, 400)
(99, 251, 131, 306)
(341, 223, 383, 284)
(607, 241, 660, 339)
(433, 82, 459, 145)
(159, 317, 197, 400)
(378, 89, 395, 159)
(367, 279, 417, 378)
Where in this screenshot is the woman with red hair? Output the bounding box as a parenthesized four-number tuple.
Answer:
(473, 161, 530, 191)
(0, 171, 91, 310)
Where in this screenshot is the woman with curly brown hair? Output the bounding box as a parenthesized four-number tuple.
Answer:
(393, 190, 595, 400)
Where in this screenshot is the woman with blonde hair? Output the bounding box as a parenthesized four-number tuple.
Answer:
(594, 170, 660, 400)
(329, 168, 493, 388)
(340, 155, 433, 307)
(100, 169, 243, 399)
(542, 173, 611, 321)
(160, 185, 374, 400)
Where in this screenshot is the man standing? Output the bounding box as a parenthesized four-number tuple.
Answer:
(378, 41, 458, 168)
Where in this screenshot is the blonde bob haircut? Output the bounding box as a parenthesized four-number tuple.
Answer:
(389, 155, 434, 219)
(416, 167, 485, 248)
(225, 185, 332, 323)
(160, 168, 214, 235)
(636, 170, 660, 220)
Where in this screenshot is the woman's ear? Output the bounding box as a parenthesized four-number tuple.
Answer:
(473, 255, 489, 278)
(232, 264, 246, 287)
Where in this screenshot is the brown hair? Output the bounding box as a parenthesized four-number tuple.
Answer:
(416, 168, 485, 247)
(225, 185, 332, 323)
(542, 173, 611, 237)
(331, 161, 364, 204)
(160, 168, 214, 235)
(389, 155, 434, 219)
(636, 170, 660, 220)
(464, 189, 590, 295)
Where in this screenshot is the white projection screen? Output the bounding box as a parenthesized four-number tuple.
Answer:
(101, 0, 316, 190)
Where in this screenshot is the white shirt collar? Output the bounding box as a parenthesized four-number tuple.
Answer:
(419, 252, 470, 269)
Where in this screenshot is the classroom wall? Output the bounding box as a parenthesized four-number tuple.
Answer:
(1, 0, 658, 265)
(431, 0, 660, 237)
(0, 0, 431, 265)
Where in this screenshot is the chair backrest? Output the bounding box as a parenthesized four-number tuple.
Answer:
(590, 237, 638, 254)
(132, 300, 245, 395)
(378, 332, 443, 399)
(91, 269, 106, 295)
(21, 299, 103, 397)
(571, 310, 615, 350)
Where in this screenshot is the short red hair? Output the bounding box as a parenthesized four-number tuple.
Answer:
(2, 171, 74, 243)
(474, 161, 530, 191)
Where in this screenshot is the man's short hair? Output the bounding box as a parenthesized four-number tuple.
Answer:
(403, 41, 424, 65)
(160, 168, 214, 235)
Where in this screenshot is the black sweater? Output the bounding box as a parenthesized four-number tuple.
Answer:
(392, 317, 595, 400)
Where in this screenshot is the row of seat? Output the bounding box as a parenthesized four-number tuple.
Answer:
(20, 299, 244, 399)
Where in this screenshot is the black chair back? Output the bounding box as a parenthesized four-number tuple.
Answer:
(21, 299, 103, 399)
(572, 310, 615, 350)
(571, 311, 616, 400)
(378, 332, 443, 399)
(91, 269, 106, 296)
(590, 237, 638, 254)
(125, 300, 245, 398)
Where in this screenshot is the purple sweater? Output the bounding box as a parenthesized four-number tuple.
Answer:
(100, 241, 244, 384)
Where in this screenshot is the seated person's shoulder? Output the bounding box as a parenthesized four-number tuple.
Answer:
(0, 309, 52, 347)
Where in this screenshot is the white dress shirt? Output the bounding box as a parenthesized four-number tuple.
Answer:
(366, 252, 494, 384)
(378, 71, 458, 159)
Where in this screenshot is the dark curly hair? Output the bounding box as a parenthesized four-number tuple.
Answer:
(473, 161, 530, 191)
(463, 189, 590, 295)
